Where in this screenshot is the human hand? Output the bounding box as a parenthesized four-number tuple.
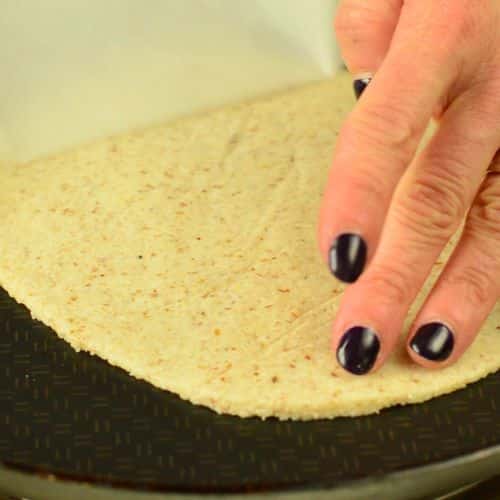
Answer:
(319, 0, 500, 374)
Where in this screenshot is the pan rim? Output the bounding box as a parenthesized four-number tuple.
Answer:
(1, 442, 499, 496)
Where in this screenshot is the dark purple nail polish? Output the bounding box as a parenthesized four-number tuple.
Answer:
(328, 233, 367, 283)
(353, 77, 371, 99)
(410, 322, 454, 362)
(337, 326, 380, 375)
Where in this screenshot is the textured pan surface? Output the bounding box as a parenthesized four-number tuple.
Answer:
(0, 287, 499, 493)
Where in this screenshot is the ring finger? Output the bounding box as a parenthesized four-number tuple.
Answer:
(407, 152, 500, 367)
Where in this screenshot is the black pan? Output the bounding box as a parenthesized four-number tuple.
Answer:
(0, 286, 499, 500)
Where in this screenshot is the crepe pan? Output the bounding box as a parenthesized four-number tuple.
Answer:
(0, 285, 498, 500)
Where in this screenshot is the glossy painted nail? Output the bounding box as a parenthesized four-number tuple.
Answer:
(328, 233, 367, 283)
(337, 326, 380, 375)
(353, 77, 372, 99)
(410, 322, 454, 362)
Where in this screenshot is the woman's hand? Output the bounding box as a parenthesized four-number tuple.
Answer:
(319, 0, 500, 374)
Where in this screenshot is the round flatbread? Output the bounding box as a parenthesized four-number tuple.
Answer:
(0, 71, 498, 420)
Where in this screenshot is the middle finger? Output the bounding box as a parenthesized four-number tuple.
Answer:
(319, 0, 466, 282)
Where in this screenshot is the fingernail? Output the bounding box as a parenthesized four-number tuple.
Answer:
(328, 233, 367, 283)
(336, 326, 380, 375)
(410, 322, 454, 362)
(353, 77, 372, 99)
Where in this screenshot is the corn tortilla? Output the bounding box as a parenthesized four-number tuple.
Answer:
(0, 71, 498, 420)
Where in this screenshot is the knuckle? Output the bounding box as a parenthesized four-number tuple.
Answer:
(396, 166, 468, 241)
(445, 0, 481, 40)
(403, 0, 475, 69)
(342, 103, 418, 159)
(363, 264, 412, 306)
(441, 264, 493, 308)
(406, 0, 469, 40)
(468, 174, 500, 236)
(437, 2, 470, 42)
(345, 167, 390, 206)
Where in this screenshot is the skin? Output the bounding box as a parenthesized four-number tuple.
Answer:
(319, 0, 500, 371)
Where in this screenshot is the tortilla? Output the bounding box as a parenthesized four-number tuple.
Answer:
(0, 71, 498, 420)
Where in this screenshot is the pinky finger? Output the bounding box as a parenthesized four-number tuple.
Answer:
(407, 158, 500, 368)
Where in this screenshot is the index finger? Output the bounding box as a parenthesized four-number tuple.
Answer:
(318, 0, 464, 283)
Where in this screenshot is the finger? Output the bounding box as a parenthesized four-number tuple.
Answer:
(333, 87, 500, 375)
(335, 0, 403, 97)
(319, 0, 465, 283)
(408, 155, 500, 368)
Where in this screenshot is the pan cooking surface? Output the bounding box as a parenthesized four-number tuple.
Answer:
(0, 287, 499, 492)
